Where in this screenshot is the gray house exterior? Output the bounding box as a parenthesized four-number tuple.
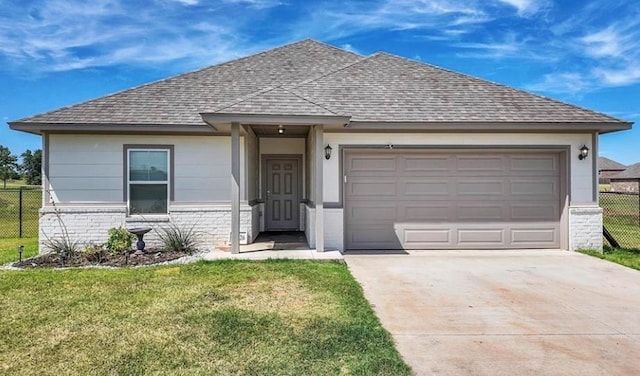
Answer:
(8, 40, 632, 253)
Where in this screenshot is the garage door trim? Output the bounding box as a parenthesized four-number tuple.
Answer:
(339, 145, 570, 251)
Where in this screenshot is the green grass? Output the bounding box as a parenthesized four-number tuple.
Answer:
(0, 260, 411, 375)
(579, 247, 640, 271)
(1, 179, 40, 189)
(0, 237, 38, 265)
(0, 188, 41, 238)
(600, 191, 640, 249)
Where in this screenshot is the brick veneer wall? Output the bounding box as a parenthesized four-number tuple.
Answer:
(38, 204, 254, 254)
(569, 206, 603, 251)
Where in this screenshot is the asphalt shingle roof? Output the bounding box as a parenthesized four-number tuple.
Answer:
(612, 163, 640, 179)
(12, 39, 628, 126)
(598, 156, 627, 171)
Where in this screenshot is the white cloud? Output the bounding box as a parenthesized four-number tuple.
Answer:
(222, 0, 283, 9)
(526, 72, 593, 95)
(294, 0, 491, 40)
(580, 27, 624, 58)
(0, 0, 268, 73)
(170, 0, 199, 5)
(495, 0, 549, 16)
(594, 65, 640, 86)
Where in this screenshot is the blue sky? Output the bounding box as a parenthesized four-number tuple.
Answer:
(1, 0, 638, 164)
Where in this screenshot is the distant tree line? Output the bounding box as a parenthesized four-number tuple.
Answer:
(0, 144, 42, 188)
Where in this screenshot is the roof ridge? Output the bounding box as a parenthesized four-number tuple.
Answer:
(12, 39, 328, 123)
(372, 52, 630, 124)
(303, 38, 364, 58)
(279, 87, 341, 115)
(210, 85, 284, 113)
(286, 53, 374, 90)
(213, 50, 368, 113)
(212, 85, 340, 116)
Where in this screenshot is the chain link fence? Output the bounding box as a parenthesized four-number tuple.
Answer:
(0, 188, 42, 238)
(600, 183, 640, 250)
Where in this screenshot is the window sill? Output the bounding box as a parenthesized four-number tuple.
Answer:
(125, 214, 171, 223)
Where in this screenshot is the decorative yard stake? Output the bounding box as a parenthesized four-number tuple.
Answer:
(18, 245, 23, 262)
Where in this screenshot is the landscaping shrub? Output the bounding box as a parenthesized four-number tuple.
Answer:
(156, 223, 200, 254)
(106, 227, 134, 255)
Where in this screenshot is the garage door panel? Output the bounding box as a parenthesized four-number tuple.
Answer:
(510, 155, 559, 174)
(402, 228, 452, 246)
(350, 206, 398, 222)
(457, 180, 506, 196)
(345, 151, 562, 250)
(402, 204, 452, 221)
(456, 156, 506, 172)
(455, 204, 505, 221)
(458, 228, 505, 244)
(348, 224, 402, 249)
(511, 180, 559, 196)
(511, 228, 557, 244)
(402, 180, 450, 196)
(349, 180, 397, 197)
(349, 156, 396, 172)
(403, 156, 451, 172)
(511, 204, 559, 220)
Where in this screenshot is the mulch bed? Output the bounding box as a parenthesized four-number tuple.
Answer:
(12, 249, 189, 268)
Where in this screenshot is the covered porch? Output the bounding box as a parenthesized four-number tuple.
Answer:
(201, 113, 351, 254)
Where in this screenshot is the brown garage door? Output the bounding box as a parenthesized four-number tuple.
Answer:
(345, 150, 562, 250)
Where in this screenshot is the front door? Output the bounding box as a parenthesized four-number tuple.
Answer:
(266, 158, 300, 230)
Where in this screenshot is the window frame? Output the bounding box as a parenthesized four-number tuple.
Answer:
(123, 144, 174, 216)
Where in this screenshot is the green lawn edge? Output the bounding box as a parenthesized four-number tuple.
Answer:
(578, 247, 640, 271)
(0, 259, 412, 375)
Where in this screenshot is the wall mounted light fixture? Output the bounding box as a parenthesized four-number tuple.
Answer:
(324, 144, 332, 160)
(278, 125, 285, 134)
(578, 145, 589, 160)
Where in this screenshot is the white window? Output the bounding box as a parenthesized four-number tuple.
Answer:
(127, 148, 170, 214)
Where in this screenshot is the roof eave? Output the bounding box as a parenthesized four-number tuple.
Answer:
(8, 122, 215, 135)
(201, 113, 352, 127)
(344, 121, 633, 133)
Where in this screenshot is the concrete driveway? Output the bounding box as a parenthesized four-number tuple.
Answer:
(345, 250, 640, 376)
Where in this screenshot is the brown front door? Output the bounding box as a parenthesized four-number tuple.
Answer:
(266, 158, 299, 230)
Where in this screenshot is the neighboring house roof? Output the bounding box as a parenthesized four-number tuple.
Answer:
(611, 163, 640, 180)
(9, 39, 632, 132)
(598, 156, 627, 171)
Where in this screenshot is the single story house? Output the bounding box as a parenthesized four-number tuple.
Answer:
(598, 156, 626, 184)
(610, 163, 640, 193)
(9, 39, 632, 253)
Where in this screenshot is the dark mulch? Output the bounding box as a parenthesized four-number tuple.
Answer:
(12, 249, 189, 268)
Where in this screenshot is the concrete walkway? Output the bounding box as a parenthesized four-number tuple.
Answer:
(202, 248, 343, 260)
(345, 250, 640, 376)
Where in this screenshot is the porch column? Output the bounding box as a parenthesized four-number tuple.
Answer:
(231, 121, 241, 254)
(314, 124, 324, 252)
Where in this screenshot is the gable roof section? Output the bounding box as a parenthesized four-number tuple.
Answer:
(598, 156, 627, 171)
(14, 39, 361, 126)
(611, 163, 640, 180)
(214, 87, 338, 116)
(287, 52, 624, 124)
(10, 39, 632, 133)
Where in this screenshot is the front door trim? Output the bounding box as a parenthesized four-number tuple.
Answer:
(262, 154, 303, 231)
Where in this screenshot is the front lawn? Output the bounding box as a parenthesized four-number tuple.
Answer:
(0, 237, 38, 265)
(0, 260, 411, 375)
(579, 247, 640, 271)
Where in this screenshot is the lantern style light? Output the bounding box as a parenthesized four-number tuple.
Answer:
(578, 145, 589, 160)
(324, 144, 332, 160)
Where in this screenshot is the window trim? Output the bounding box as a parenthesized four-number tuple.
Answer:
(123, 144, 175, 215)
